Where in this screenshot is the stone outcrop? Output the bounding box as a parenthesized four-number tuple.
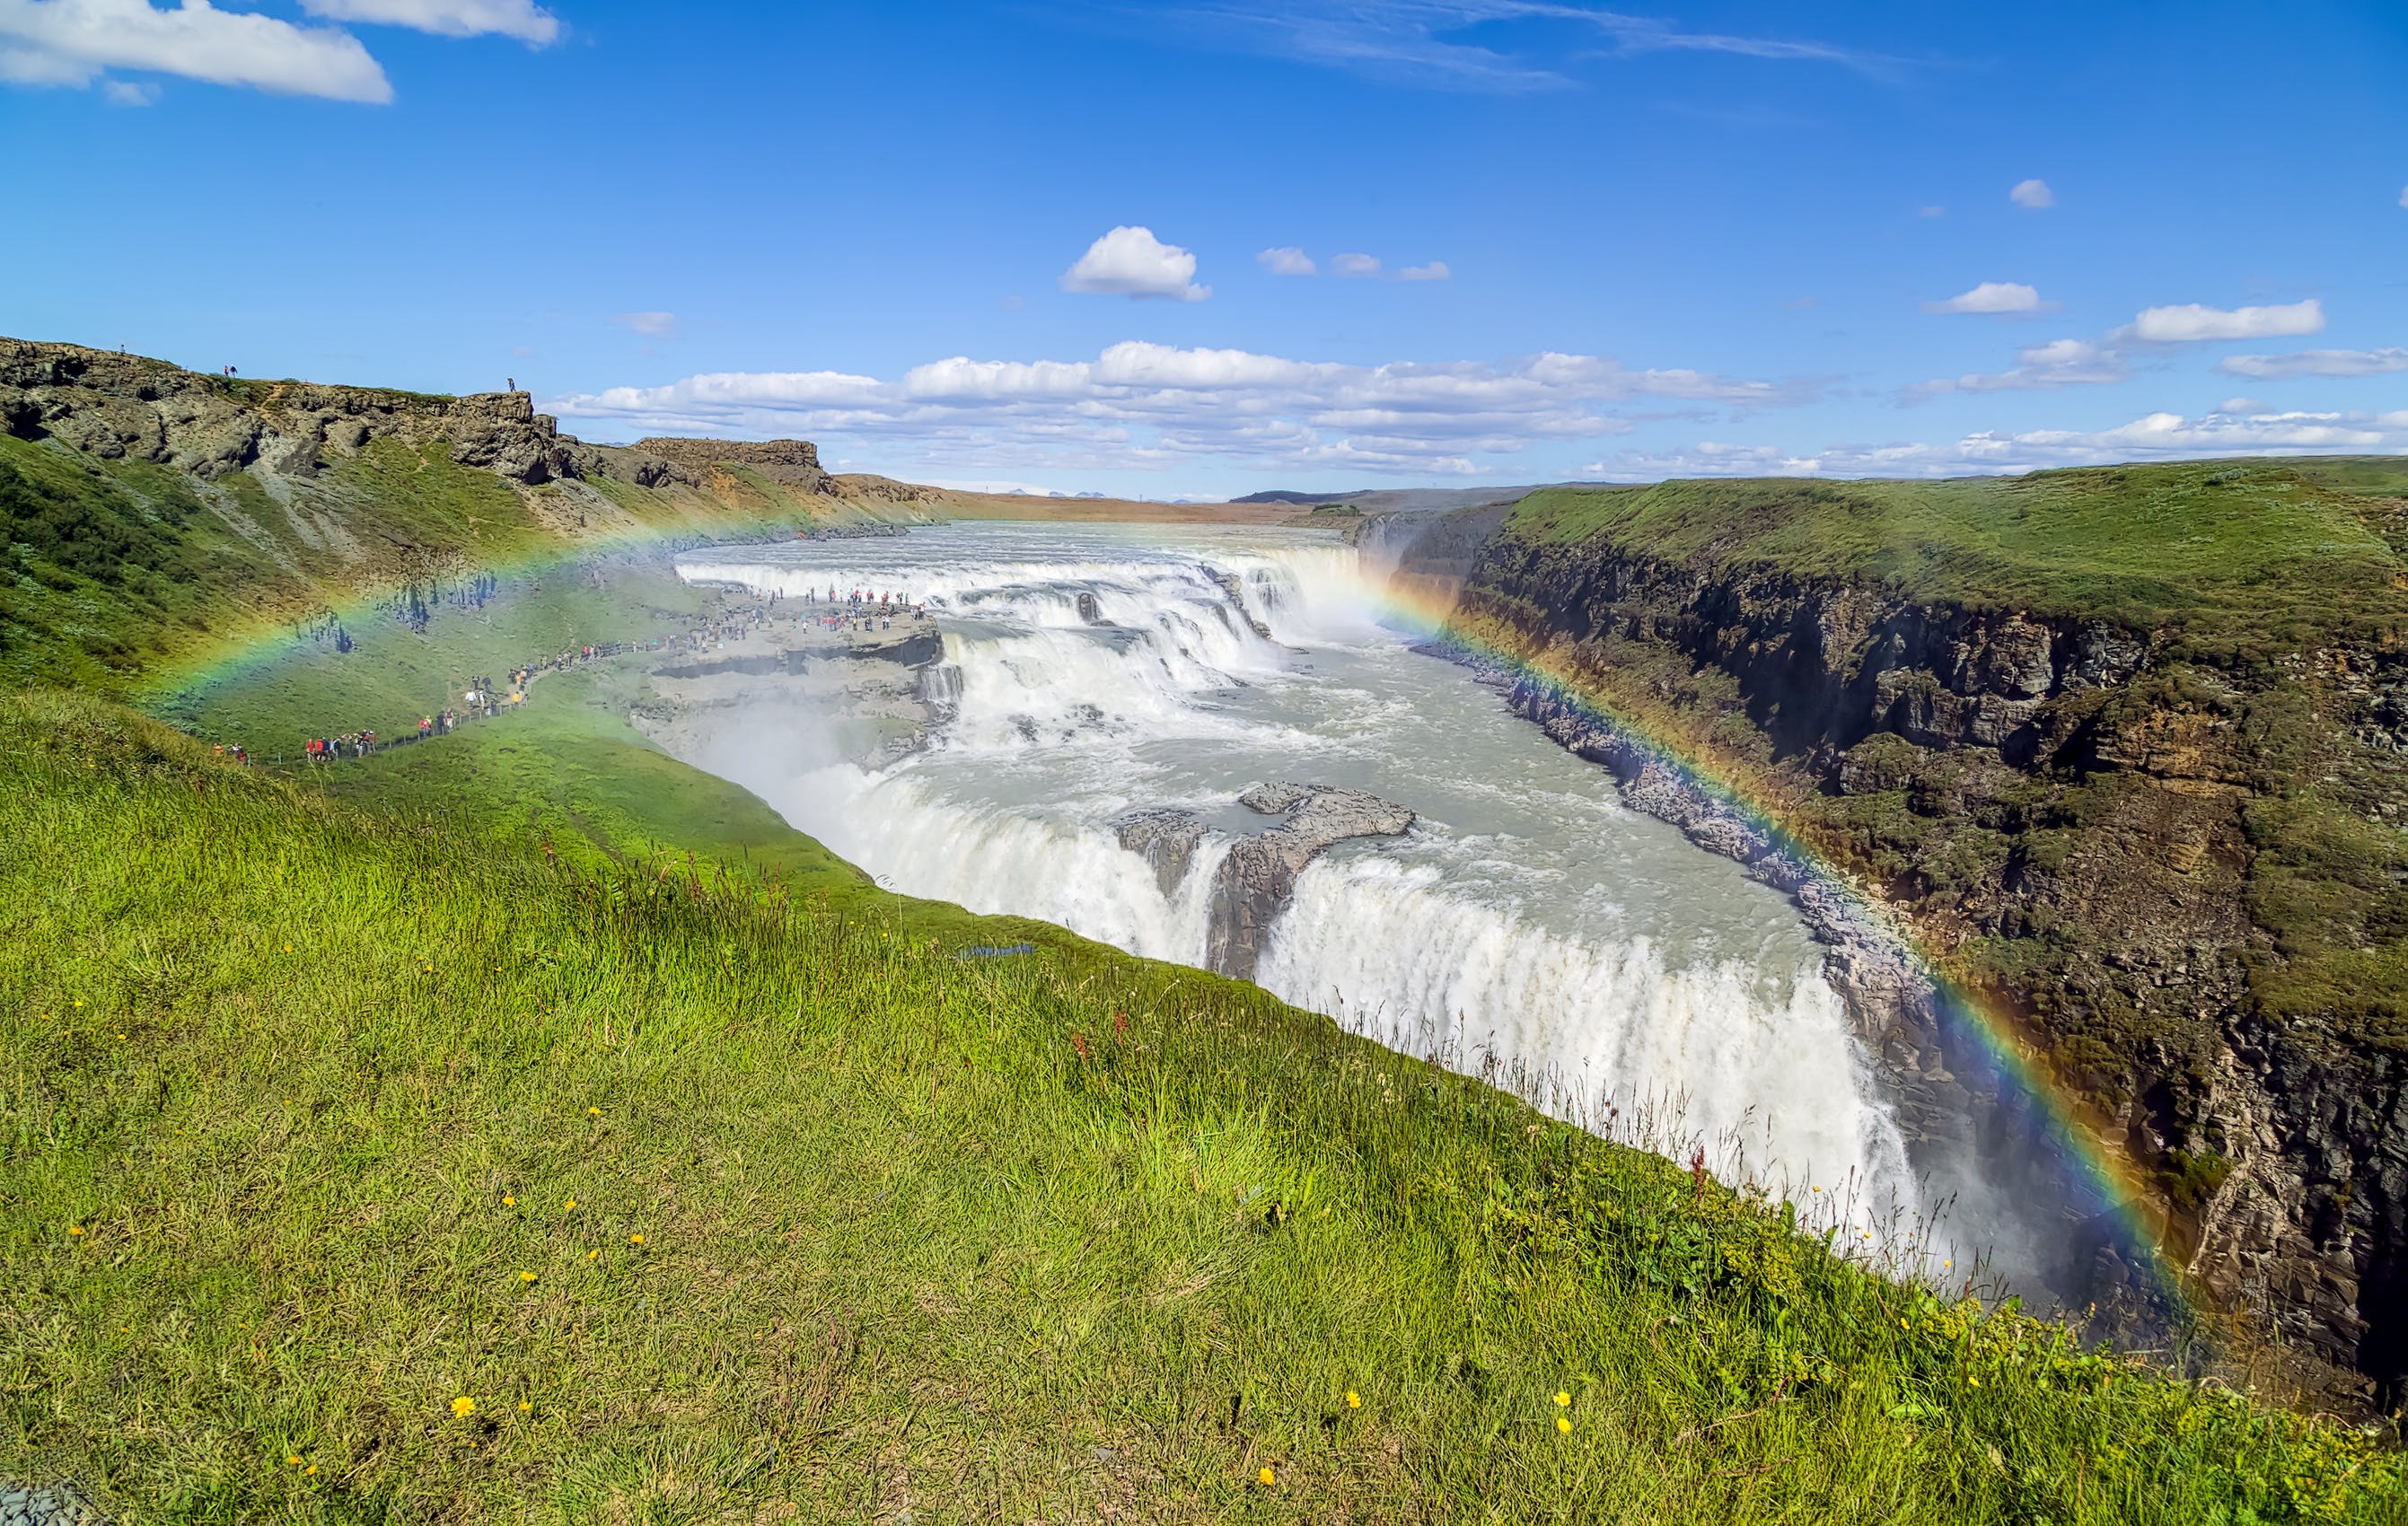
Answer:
(632, 437, 833, 495)
(1208, 784, 1417, 979)
(0, 339, 705, 490)
(1393, 499, 2408, 1405)
(1112, 784, 1418, 979)
(0, 339, 849, 504)
(1113, 809, 1208, 896)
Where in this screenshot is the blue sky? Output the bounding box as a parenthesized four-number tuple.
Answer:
(4, 0, 2404, 496)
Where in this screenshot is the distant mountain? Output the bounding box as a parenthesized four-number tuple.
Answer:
(1235, 485, 1551, 513)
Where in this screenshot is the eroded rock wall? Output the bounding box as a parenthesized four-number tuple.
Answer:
(1409, 513, 2408, 1402)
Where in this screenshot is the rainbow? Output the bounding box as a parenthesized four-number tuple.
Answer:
(144, 516, 827, 711)
(1348, 566, 2186, 1320)
(146, 511, 2188, 1320)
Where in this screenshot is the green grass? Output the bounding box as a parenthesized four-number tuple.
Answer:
(9, 407, 2408, 1516)
(1508, 460, 2408, 656)
(5, 690, 2404, 1522)
(0, 431, 840, 698)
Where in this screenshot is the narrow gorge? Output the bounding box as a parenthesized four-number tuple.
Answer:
(1374, 469, 2408, 1403)
(655, 522, 2117, 1312)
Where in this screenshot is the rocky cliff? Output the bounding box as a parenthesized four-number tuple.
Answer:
(1, 338, 701, 490)
(0, 338, 883, 695)
(633, 436, 833, 494)
(1389, 462, 2408, 1405)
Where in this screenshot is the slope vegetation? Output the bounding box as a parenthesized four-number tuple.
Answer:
(2, 342, 2404, 1518)
(6, 693, 2401, 1522)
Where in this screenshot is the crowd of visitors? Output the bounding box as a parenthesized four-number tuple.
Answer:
(799, 585, 915, 635)
(266, 588, 928, 766)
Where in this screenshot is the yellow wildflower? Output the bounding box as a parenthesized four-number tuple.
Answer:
(283, 944, 293, 953)
(1257, 1467, 1275, 1487)
(1345, 1390, 1361, 1408)
(628, 1232, 644, 1245)
(451, 1396, 475, 1417)
(586, 1250, 597, 1261)
(286, 1455, 301, 1466)
(564, 1197, 576, 1210)
(519, 1271, 537, 1284)
(67, 1225, 83, 1237)
(1557, 1416, 1573, 1434)
(304, 1466, 317, 1477)
(587, 1107, 601, 1117)
(502, 1196, 515, 1206)
(1554, 1390, 1570, 1407)
(1967, 1375, 1980, 1388)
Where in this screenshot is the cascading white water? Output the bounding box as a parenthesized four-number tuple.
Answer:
(673, 523, 1937, 1256)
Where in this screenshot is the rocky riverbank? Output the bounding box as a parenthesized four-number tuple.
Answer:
(1379, 466, 2408, 1406)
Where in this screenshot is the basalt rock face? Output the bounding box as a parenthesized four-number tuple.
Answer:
(1407, 508, 2408, 1403)
(632, 436, 835, 495)
(1112, 784, 1417, 978)
(1208, 784, 1416, 979)
(1113, 809, 1209, 897)
(1, 338, 695, 490)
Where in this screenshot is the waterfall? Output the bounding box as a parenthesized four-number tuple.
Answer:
(673, 523, 1939, 1259)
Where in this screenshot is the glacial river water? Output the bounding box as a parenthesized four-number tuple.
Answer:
(675, 522, 1941, 1256)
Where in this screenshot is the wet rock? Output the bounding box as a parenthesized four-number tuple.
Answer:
(1114, 808, 1207, 896)
(1210, 570, 1274, 639)
(1208, 783, 1416, 979)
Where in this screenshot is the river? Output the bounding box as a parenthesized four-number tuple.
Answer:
(674, 522, 1948, 1264)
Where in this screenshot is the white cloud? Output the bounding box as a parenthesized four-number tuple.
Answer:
(1594, 403, 2408, 481)
(2009, 178, 2053, 209)
(2119, 298, 2324, 344)
(1061, 225, 1210, 301)
(1903, 338, 2128, 400)
(2399, 184, 2408, 210)
(0, 0, 391, 101)
(1918, 205, 1945, 218)
(299, 0, 557, 44)
(1331, 252, 1382, 278)
(1921, 280, 2047, 315)
(1400, 260, 1452, 281)
(550, 338, 1823, 478)
(100, 75, 151, 101)
(1256, 246, 1314, 276)
(611, 311, 680, 338)
(2217, 346, 2408, 380)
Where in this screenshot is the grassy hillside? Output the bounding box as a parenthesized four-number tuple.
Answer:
(0, 430, 851, 698)
(1508, 460, 2408, 658)
(7, 358, 2408, 1516)
(6, 691, 2403, 1522)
